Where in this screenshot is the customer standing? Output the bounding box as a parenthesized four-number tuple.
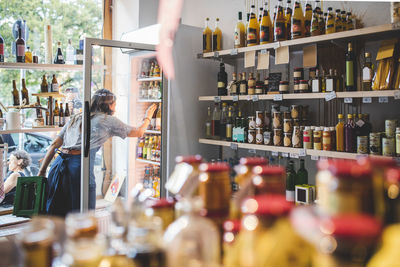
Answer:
(38, 89, 157, 216)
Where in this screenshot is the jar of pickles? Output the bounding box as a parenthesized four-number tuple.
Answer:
(292, 126, 302, 148)
(272, 112, 282, 129)
(274, 129, 283, 146)
(279, 81, 289, 94)
(284, 132, 292, 147)
(283, 119, 293, 133)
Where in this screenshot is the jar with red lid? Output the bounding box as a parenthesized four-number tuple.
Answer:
(169, 155, 203, 197)
(223, 219, 241, 267)
(316, 159, 374, 215)
(384, 168, 400, 224)
(146, 198, 175, 230)
(313, 214, 382, 267)
(251, 165, 286, 195)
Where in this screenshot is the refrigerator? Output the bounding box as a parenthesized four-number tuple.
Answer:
(81, 24, 219, 210)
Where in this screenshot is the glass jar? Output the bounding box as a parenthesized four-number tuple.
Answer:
(369, 132, 382, 155)
(382, 136, 395, 157)
(357, 136, 368, 154)
(279, 81, 289, 94)
(316, 159, 373, 215)
(313, 127, 322, 150)
(294, 80, 301, 93)
(294, 67, 304, 80)
(273, 129, 283, 146)
(256, 128, 264, 144)
(322, 127, 332, 151)
(284, 132, 292, 147)
(272, 112, 282, 129)
(223, 219, 241, 267)
(292, 126, 302, 148)
(299, 80, 309, 93)
(255, 111, 264, 128)
(303, 126, 313, 149)
(248, 129, 256, 144)
(248, 116, 256, 130)
(251, 165, 286, 195)
(164, 197, 220, 267)
(283, 111, 291, 120)
(384, 168, 400, 224)
(171, 155, 203, 197)
(283, 118, 293, 133)
(146, 198, 175, 230)
(396, 127, 400, 157)
(264, 130, 272, 145)
(264, 111, 271, 130)
(290, 105, 300, 119)
(367, 224, 400, 267)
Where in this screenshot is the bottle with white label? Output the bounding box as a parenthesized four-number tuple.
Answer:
(54, 41, 65, 64)
(362, 52, 373, 91)
(286, 160, 296, 202)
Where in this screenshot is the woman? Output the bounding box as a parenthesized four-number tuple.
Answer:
(1, 150, 32, 206)
(38, 89, 157, 216)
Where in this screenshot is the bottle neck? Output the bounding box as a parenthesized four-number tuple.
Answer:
(18, 28, 22, 39)
(215, 21, 219, 29)
(205, 20, 209, 28)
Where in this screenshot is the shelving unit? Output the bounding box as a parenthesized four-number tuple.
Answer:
(0, 62, 82, 71)
(199, 24, 400, 59)
(32, 92, 64, 98)
(199, 138, 396, 161)
(137, 99, 162, 103)
(137, 77, 162, 82)
(136, 158, 161, 166)
(144, 130, 161, 134)
(0, 127, 62, 134)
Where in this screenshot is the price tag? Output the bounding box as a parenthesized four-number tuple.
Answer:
(260, 49, 268, 54)
(273, 42, 281, 49)
(232, 95, 239, 102)
(394, 90, 400, 100)
(325, 91, 337, 102)
(252, 95, 259, 102)
(246, 95, 252, 101)
(379, 96, 389, 103)
(273, 94, 283, 101)
(213, 52, 219, 58)
(230, 48, 238, 55)
(281, 152, 289, 158)
(271, 151, 279, 157)
(363, 97, 372, 103)
(344, 97, 353, 104)
(311, 155, 319, 161)
(214, 96, 221, 103)
(290, 153, 299, 159)
(299, 149, 306, 157)
(248, 149, 257, 154)
(230, 143, 238, 150)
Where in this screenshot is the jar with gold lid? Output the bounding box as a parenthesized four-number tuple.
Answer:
(274, 129, 283, 146)
(146, 198, 175, 230)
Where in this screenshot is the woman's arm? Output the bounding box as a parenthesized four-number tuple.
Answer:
(128, 104, 158, 138)
(4, 173, 19, 194)
(38, 137, 63, 177)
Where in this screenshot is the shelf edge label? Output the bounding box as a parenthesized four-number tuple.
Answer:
(394, 90, 400, 100)
(325, 91, 336, 102)
(230, 49, 238, 55)
(290, 153, 299, 159)
(281, 152, 289, 158)
(214, 96, 221, 103)
(344, 97, 353, 104)
(248, 149, 257, 154)
(273, 94, 283, 101)
(362, 97, 372, 103)
(214, 52, 219, 58)
(379, 96, 389, 103)
(260, 49, 268, 54)
(311, 155, 319, 161)
(252, 95, 259, 102)
(232, 95, 239, 102)
(230, 143, 238, 150)
(299, 149, 306, 157)
(271, 151, 279, 157)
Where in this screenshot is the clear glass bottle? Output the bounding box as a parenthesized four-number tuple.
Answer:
(66, 39, 75, 65)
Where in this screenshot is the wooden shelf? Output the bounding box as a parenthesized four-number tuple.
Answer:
(0, 127, 62, 134)
(200, 24, 400, 58)
(137, 77, 162, 82)
(32, 92, 64, 98)
(137, 99, 162, 103)
(136, 158, 161, 166)
(145, 130, 161, 134)
(199, 138, 396, 160)
(0, 62, 82, 71)
(199, 90, 400, 101)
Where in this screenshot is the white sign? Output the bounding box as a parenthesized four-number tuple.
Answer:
(344, 97, 353, 104)
(290, 153, 299, 159)
(232, 95, 239, 102)
(362, 97, 372, 103)
(214, 96, 221, 103)
(379, 96, 389, 103)
(325, 91, 337, 102)
(248, 149, 256, 154)
(394, 90, 400, 100)
(299, 149, 306, 157)
(252, 95, 259, 102)
(230, 143, 238, 150)
(273, 94, 283, 101)
(311, 155, 319, 161)
(282, 152, 289, 158)
(271, 152, 279, 157)
(230, 49, 238, 55)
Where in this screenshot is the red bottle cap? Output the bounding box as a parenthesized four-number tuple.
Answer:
(223, 219, 241, 233)
(253, 165, 285, 176)
(358, 156, 396, 168)
(199, 162, 230, 172)
(175, 155, 203, 164)
(240, 157, 268, 166)
(241, 194, 293, 216)
(385, 168, 400, 183)
(146, 198, 175, 209)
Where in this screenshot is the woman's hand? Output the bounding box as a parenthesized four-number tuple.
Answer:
(145, 104, 158, 120)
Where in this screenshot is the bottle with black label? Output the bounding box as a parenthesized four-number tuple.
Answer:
(274, 0, 286, 41)
(217, 63, 227, 96)
(345, 42, 356, 91)
(51, 74, 59, 92)
(12, 80, 20, 106)
(203, 18, 212, 53)
(54, 41, 65, 64)
(21, 78, 29, 105)
(15, 26, 25, 63)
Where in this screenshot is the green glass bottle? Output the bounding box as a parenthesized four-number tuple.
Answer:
(296, 159, 308, 185)
(286, 160, 296, 202)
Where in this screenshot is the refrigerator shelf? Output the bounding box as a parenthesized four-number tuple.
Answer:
(136, 158, 161, 166)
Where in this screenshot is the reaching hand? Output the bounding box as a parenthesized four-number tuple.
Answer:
(145, 104, 158, 120)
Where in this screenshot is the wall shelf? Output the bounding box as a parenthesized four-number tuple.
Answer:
(0, 127, 62, 134)
(32, 92, 64, 98)
(199, 138, 397, 160)
(199, 90, 400, 101)
(199, 23, 400, 59)
(136, 158, 161, 166)
(137, 77, 162, 82)
(137, 99, 162, 103)
(0, 62, 83, 71)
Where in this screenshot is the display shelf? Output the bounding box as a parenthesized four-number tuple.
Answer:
(198, 138, 396, 160)
(0, 62, 82, 71)
(200, 24, 400, 58)
(137, 99, 162, 103)
(137, 77, 162, 82)
(198, 90, 400, 101)
(136, 158, 161, 166)
(144, 130, 161, 134)
(0, 127, 62, 134)
(32, 92, 64, 98)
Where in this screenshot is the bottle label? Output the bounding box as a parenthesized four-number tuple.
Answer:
(231, 84, 238, 94)
(305, 20, 311, 36)
(75, 54, 84, 61)
(260, 26, 270, 43)
(240, 83, 247, 94)
(275, 22, 286, 40)
(203, 34, 207, 50)
(234, 28, 241, 46)
(54, 116, 60, 126)
(362, 67, 372, 82)
(327, 21, 335, 28)
(218, 81, 225, 88)
(212, 34, 218, 51)
(17, 44, 25, 57)
(346, 61, 354, 86)
(286, 190, 295, 202)
(52, 83, 59, 92)
(248, 88, 255, 95)
(247, 27, 258, 44)
(0, 43, 3, 55)
(292, 19, 302, 38)
(58, 55, 64, 60)
(206, 122, 211, 137)
(226, 124, 233, 138)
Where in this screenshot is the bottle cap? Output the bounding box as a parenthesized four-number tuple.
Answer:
(365, 52, 371, 58)
(146, 198, 175, 209)
(241, 194, 292, 216)
(175, 155, 203, 164)
(223, 219, 241, 233)
(252, 165, 285, 176)
(338, 114, 343, 119)
(335, 9, 341, 12)
(199, 162, 230, 172)
(240, 157, 268, 166)
(326, 159, 372, 178)
(347, 114, 352, 119)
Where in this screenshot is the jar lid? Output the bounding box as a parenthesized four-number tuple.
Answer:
(223, 219, 241, 233)
(321, 214, 382, 241)
(147, 198, 175, 209)
(304, 126, 311, 130)
(294, 80, 300, 84)
(385, 168, 400, 183)
(240, 157, 268, 166)
(199, 162, 230, 172)
(279, 81, 289, 85)
(175, 155, 203, 164)
(253, 165, 285, 176)
(241, 194, 293, 216)
(248, 116, 255, 119)
(291, 104, 299, 107)
(325, 159, 371, 178)
(357, 156, 396, 168)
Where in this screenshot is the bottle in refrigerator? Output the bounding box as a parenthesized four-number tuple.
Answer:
(212, 18, 222, 51)
(54, 41, 65, 64)
(153, 63, 161, 77)
(260, 2, 273, 44)
(21, 78, 29, 105)
(156, 104, 162, 131)
(143, 137, 149, 159)
(203, 18, 212, 53)
(274, 0, 286, 41)
(66, 39, 75, 65)
(247, 5, 259, 46)
(234, 12, 246, 48)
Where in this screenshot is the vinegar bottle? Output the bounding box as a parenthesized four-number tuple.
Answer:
(212, 18, 222, 51)
(202, 18, 212, 53)
(247, 5, 259, 46)
(234, 12, 246, 48)
(274, 0, 286, 42)
(291, 1, 304, 39)
(260, 2, 273, 44)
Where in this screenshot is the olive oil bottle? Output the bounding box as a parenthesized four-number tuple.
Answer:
(247, 5, 259, 46)
(311, 10, 321, 36)
(285, 0, 292, 40)
(347, 12, 354, 30)
(304, 0, 313, 37)
(234, 12, 246, 48)
(203, 18, 212, 53)
(345, 42, 356, 91)
(291, 1, 304, 39)
(274, 0, 286, 41)
(212, 18, 222, 51)
(334, 9, 343, 32)
(260, 2, 273, 44)
(326, 7, 335, 34)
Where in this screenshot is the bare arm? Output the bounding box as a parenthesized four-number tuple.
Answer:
(38, 137, 63, 177)
(4, 173, 19, 194)
(128, 104, 158, 138)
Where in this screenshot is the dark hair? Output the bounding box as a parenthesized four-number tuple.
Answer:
(11, 150, 31, 169)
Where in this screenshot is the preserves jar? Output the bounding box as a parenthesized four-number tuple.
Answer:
(264, 111, 271, 129)
(255, 111, 264, 128)
(223, 220, 241, 267)
(303, 126, 313, 149)
(172, 155, 203, 197)
(273, 129, 283, 146)
(357, 136, 368, 154)
(290, 105, 300, 119)
(146, 198, 175, 230)
(293, 119, 300, 128)
(272, 112, 282, 129)
(317, 159, 373, 215)
(294, 80, 300, 93)
(293, 67, 304, 80)
(383, 136, 395, 157)
(299, 80, 309, 93)
(322, 127, 332, 151)
(284, 132, 292, 147)
(385, 119, 397, 138)
(313, 127, 322, 150)
(367, 224, 400, 267)
(283, 118, 293, 133)
(264, 130, 272, 145)
(248, 129, 256, 144)
(292, 126, 302, 148)
(283, 111, 291, 120)
(396, 127, 400, 157)
(255, 84, 264, 95)
(248, 116, 256, 130)
(369, 132, 382, 155)
(279, 81, 289, 94)
(234, 157, 268, 190)
(251, 166, 286, 195)
(256, 128, 263, 144)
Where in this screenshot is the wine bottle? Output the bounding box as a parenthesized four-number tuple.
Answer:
(53, 100, 60, 126)
(16, 27, 25, 63)
(51, 74, 59, 92)
(345, 42, 356, 91)
(0, 32, 4, 62)
(54, 41, 65, 64)
(41, 75, 48, 93)
(64, 103, 70, 124)
(217, 63, 227, 96)
(59, 102, 65, 127)
(21, 78, 29, 105)
(35, 97, 42, 119)
(12, 80, 20, 106)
